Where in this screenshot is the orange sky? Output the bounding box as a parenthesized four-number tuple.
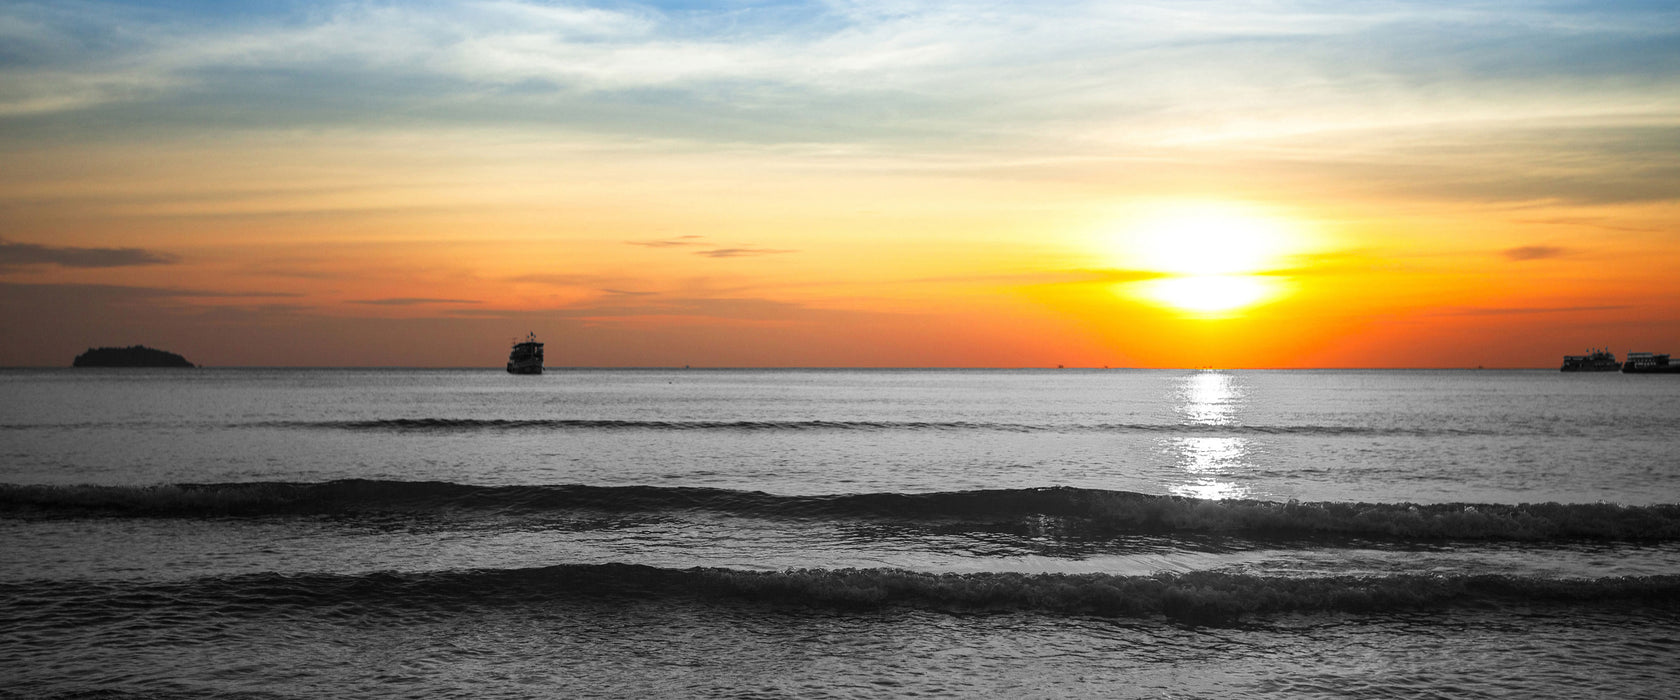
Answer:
(2, 1, 1677, 367)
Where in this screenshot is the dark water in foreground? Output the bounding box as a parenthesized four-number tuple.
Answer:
(2, 369, 1678, 698)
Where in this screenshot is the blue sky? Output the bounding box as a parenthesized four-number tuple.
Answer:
(6, 1, 1677, 147)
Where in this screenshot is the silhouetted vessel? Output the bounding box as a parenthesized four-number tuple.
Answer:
(506, 332, 544, 375)
(1622, 352, 1680, 374)
(72, 345, 194, 368)
(1560, 348, 1619, 372)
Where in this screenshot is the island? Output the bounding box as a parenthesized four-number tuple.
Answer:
(72, 345, 196, 368)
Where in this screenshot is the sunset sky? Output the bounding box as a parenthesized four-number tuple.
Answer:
(2, 0, 1677, 367)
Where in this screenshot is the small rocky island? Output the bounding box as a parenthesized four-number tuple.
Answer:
(72, 345, 196, 368)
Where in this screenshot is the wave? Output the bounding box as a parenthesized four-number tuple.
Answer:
(4, 565, 1676, 625)
(5, 481, 1678, 542)
(3, 417, 1592, 438)
(268, 417, 1512, 437)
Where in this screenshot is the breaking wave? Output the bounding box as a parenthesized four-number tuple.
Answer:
(5, 481, 1678, 542)
(267, 417, 1511, 437)
(278, 414, 1525, 436)
(5, 565, 1676, 625)
(6, 417, 1599, 438)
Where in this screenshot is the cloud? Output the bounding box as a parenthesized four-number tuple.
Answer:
(549, 295, 875, 325)
(443, 294, 884, 326)
(508, 273, 610, 286)
(1435, 305, 1631, 316)
(696, 247, 798, 258)
(0, 239, 176, 269)
(0, 282, 301, 315)
(627, 236, 706, 248)
(914, 268, 1168, 286)
(1257, 250, 1404, 278)
(507, 274, 659, 298)
(1503, 246, 1567, 261)
(0, 281, 182, 304)
(6, 0, 1675, 148)
(625, 236, 795, 258)
(0, 0, 1675, 213)
(1512, 216, 1664, 234)
(349, 297, 480, 306)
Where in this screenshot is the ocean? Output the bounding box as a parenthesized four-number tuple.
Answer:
(2, 368, 1678, 698)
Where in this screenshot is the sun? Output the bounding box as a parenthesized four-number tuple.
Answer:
(1126, 206, 1289, 276)
(1141, 275, 1273, 313)
(1108, 203, 1304, 316)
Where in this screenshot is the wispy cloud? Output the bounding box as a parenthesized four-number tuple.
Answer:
(1513, 216, 1665, 234)
(508, 273, 660, 297)
(1436, 305, 1631, 316)
(440, 294, 876, 326)
(508, 273, 611, 286)
(5, 1, 1675, 154)
(627, 236, 706, 248)
(554, 295, 874, 324)
(1503, 245, 1566, 261)
(0, 281, 298, 302)
(626, 235, 795, 258)
(0, 239, 176, 269)
(696, 247, 798, 258)
(0, 0, 1673, 223)
(914, 268, 1167, 286)
(349, 297, 480, 306)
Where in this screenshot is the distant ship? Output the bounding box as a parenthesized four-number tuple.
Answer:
(506, 332, 544, 375)
(1622, 352, 1680, 374)
(1560, 348, 1619, 372)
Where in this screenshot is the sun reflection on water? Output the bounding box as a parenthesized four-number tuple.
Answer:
(1175, 370, 1242, 426)
(1165, 436, 1253, 500)
(1165, 371, 1254, 500)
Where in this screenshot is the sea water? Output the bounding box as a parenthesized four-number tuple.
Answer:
(2, 368, 1677, 698)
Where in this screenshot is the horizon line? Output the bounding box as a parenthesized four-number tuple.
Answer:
(3, 365, 1568, 371)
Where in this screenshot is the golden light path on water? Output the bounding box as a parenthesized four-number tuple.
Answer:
(1165, 371, 1254, 500)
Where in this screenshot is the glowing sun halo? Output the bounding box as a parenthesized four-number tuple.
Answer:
(1112, 204, 1302, 315)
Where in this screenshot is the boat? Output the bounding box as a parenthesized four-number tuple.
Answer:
(506, 332, 544, 375)
(1622, 352, 1680, 374)
(1560, 348, 1619, 372)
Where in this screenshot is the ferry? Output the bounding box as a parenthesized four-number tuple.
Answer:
(1622, 352, 1680, 374)
(506, 332, 544, 375)
(1560, 349, 1619, 372)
